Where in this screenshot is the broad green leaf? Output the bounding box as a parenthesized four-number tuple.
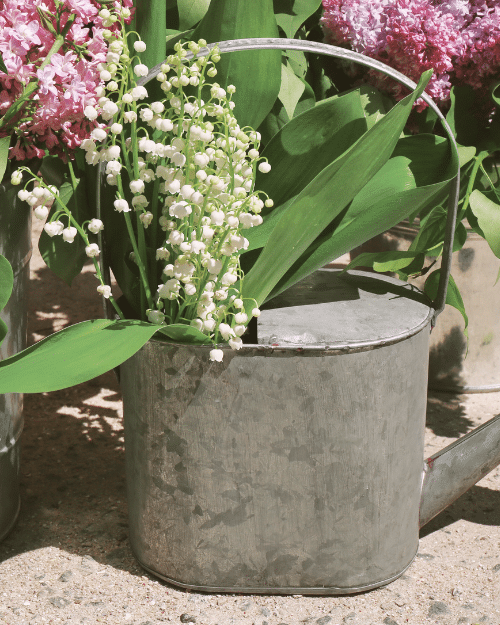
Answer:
(268, 138, 457, 298)
(358, 85, 393, 130)
(344, 251, 423, 274)
(0, 136, 10, 183)
(424, 270, 468, 332)
(446, 86, 479, 147)
(492, 80, 500, 105)
(178, 0, 210, 30)
(274, 0, 322, 38)
(165, 28, 194, 50)
(157, 323, 212, 344)
(0, 319, 161, 393)
(133, 0, 167, 69)
(192, 0, 281, 129)
(243, 71, 434, 306)
(0, 254, 13, 311)
(0, 318, 7, 346)
(38, 178, 91, 286)
(469, 189, 500, 258)
(0, 51, 7, 74)
(278, 61, 305, 119)
(255, 89, 368, 209)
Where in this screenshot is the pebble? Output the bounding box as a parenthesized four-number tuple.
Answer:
(260, 607, 271, 616)
(59, 570, 74, 582)
(48, 596, 72, 608)
(316, 617, 332, 625)
(179, 614, 196, 623)
(239, 600, 253, 611)
(383, 618, 399, 625)
(428, 601, 450, 617)
(343, 613, 357, 623)
(492, 563, 500, 573)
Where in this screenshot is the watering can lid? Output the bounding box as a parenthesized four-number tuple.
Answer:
(257, 269, 432, 349)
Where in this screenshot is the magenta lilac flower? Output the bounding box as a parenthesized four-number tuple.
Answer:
(321, 0, 500, 111)
(0, 0, 134, 161)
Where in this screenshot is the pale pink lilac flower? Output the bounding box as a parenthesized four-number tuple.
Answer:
(0, 0, 134, 161)
(321, 0, 500, 112)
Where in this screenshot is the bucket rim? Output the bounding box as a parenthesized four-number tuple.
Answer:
(146, 304, 434, 355)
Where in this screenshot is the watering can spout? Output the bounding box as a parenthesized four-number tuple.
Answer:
(419, 413, 500, 528)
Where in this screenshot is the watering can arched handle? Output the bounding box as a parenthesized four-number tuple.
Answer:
(137, 37, 461, 325)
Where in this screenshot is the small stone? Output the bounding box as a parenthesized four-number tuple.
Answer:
(179, 615, 196, 623)
(383, 618, 399, 625)
(417, 553, 435, 560)
(451, 587, 461, 596)
(428, 601, 450, 618)
(59, 571, 74, 582)
(343, 613, 357, 623)
(239, 600, 253, 611)
(492, 563, 500, 573)
(316, 618, 332, 625)
(260, 608, 271, 617)
(478, 617, 490, 623)
(394, 599, 406, 607)
(457, 618, 469, 624)
(49, 596, 72, 608)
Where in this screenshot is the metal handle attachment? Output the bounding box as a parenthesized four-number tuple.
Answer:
(134, 38, 460, 322)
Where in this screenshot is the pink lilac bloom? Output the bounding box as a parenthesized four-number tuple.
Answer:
(321, 0, 500, 113)
(0, 0, 134, 161)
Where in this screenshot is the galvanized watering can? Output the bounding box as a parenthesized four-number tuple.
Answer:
(114, 40, 500, 594)
(0, 183, 31, 541)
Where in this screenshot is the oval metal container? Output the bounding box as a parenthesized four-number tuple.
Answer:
(120, 269, 432, 594)
(0, 182, 31, 541)
(353, 222, 500, 392)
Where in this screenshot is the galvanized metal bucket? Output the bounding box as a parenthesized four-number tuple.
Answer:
(113, 39, 467, 594)
(121, 269, 435, 594)
(352, 222, 500, 393)
(0, 182, 31, 541)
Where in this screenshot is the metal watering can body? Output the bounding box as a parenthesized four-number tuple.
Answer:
(115, 40, 500, 593)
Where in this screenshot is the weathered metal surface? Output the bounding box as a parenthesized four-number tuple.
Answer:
(353, 223, 500, 392)
(121, 270, 431, 594)
(419, 414, 500, 528)
(0, 182, 31, 541)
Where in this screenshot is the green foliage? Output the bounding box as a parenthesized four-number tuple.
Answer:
(192, 0, 282, 129)
(0, 136, 10, 183)
(0, 319, 161, 393)
(274, 0, 322, 38)
(38, 173, 92, 286)
(242, 71, 457, 306)
(469, 189, 500, 258)
(0, 254, 14, 345)
(177, 0, 210, 30)
(424, 271, 468, 332)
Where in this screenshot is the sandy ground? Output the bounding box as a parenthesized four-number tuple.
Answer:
(0, 218, 499, 625)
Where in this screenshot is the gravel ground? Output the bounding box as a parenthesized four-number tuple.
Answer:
(0, 219, 499, 625)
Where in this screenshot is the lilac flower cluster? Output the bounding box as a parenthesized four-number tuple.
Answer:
(0, 0, 134, 161)
(321, 0, 500, 111)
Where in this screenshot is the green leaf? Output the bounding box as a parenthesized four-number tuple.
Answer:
(274, 0, 322, 38)
(269, 136, 457, 297)
(0, 50, 8, 74)
(357, 85, 393, 130)
(0, 254, 13, 312)
(344, 250, 423, 274)
(157, 323, 212, 344)
(255, 89, 368, 209)
(424, 270, 468, 332)
(38, 178, 91, 286)
(0, 319, 7, 346)
(278, 61, 305, 119)
(178, 0, 210, 30)
(133, 0, 167, 69)
(243, 71, 435, 306)
(469, 189, 500, 258)
(0, 136, 10, 183)
(192, 0, 281, 129)
(446, 86, 480, 147)
(165, 28, 193, 50)
(0, 319, 161, 393)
